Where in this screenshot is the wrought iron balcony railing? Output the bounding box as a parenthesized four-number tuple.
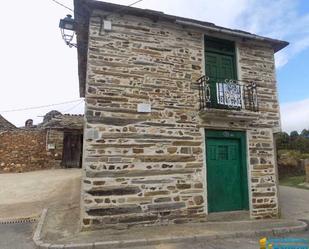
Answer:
(197, 76, 259, 112)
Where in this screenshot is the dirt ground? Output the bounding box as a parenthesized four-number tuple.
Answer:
(0, 169, 81, 220)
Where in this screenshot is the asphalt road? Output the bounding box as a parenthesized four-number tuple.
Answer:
(279, 185, 309, 220)
(0, 222, 35, 249)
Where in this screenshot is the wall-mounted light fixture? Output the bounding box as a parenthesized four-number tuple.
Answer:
(59, 14, 77, 48)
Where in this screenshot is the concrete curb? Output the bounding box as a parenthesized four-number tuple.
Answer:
(33, 208, 48, 246)
(33, 210, 308, 249)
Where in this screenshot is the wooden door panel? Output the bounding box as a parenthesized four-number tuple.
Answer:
(220, 55, 235, 80)
(62, 133, 82, 168)
(207, 138, 243, 212)
(205, 52, 236, 107)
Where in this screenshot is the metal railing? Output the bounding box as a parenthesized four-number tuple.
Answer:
(197, 75, 258, 112)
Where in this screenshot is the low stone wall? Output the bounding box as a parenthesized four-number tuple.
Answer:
(277, 152, 306, 179)
(0, 130, 62, 173)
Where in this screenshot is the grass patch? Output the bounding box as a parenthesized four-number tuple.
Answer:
(279, 175, 309, 190)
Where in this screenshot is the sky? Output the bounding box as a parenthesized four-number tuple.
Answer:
(0, 0, 308, 133)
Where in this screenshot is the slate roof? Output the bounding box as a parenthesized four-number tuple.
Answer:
(0, 115, 16, 131)
(39, 114, 84, 130)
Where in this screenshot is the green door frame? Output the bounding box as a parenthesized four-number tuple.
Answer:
(205, 130, 249, 212)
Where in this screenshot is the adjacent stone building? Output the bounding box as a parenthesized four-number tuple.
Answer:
(74, 0, 289, 230)
(0, 111, 84, 173)
(39, 111, 84, 168)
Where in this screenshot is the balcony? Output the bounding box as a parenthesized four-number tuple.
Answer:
(197, 75, 259, 112)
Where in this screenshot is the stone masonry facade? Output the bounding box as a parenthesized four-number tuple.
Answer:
(0, 130, 63, 173)
(0, 112, 84, 173)
(81, 8, 282, 230)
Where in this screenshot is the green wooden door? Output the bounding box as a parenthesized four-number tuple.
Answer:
(205, 52, 236, 106)
(205, 52, 235, 82)
(206, 131, 248, 213)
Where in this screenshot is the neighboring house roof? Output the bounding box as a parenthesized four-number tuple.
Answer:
(0, 115, 16, 131)
(43, 110, 63, 123)
(39, 114, 84, 130)
(74, 0, 289, 97)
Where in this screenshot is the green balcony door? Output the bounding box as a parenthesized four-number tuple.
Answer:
(206, 130, 249, 213)
(204, 36, 237, 107)
(205, 52, 236, 106)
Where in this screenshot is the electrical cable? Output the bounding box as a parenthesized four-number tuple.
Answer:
(0, 100, 82, 113)
(51, 0, 144, 18)
(52, 0, 145, 46)
(51, 0, 74, 13)
(62, 100, 84, 113)
(104, 0, 144, 18)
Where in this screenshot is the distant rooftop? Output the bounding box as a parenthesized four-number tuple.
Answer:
(0, 115, 16, 132)
(39, 112, 84, 130)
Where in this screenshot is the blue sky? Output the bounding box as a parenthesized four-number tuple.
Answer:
(0, 0, 308, 132)
(275, 0, 309, 103)
(278, 48, 309, 103)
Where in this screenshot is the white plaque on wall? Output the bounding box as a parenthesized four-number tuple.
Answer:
(103, 20, 112, 31)
(47, 144, 55, 150)
(137, 103, 151, 113)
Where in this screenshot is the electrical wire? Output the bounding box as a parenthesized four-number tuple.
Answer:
(51, 0, 144, 18)
(51, 0, 89, 19)
(62, 100, 84, 113)
(52, 0, 145, 46)
(128, 0, 144, 7)
(103, 0, 144, 18)
(51, 0, 74, 12)
(0, 100, 82, 113)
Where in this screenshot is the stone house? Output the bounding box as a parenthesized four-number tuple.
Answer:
(39, 111, 84, 168)
(0, 111, 84, 173)
(74, 0, 288, 230)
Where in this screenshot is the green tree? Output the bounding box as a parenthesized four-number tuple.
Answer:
(290, 130, 299, 138)
(275, 132, 290, 150)
(301, 129, 309, 138)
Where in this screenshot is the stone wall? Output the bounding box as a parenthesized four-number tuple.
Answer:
(82, 12, 205, 230)
(0, 129, 63, 173)
(248, 128, 278, 218)
(81, 10, 281, 230)
(46, 129, 64, 167)
(277, 156, 305, 178)
(238, 42, 280, 219)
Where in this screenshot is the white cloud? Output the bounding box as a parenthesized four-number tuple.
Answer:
(275, 51, 289, 68)
(233, 0, 309, 68)
(280, 99, 309, 133)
